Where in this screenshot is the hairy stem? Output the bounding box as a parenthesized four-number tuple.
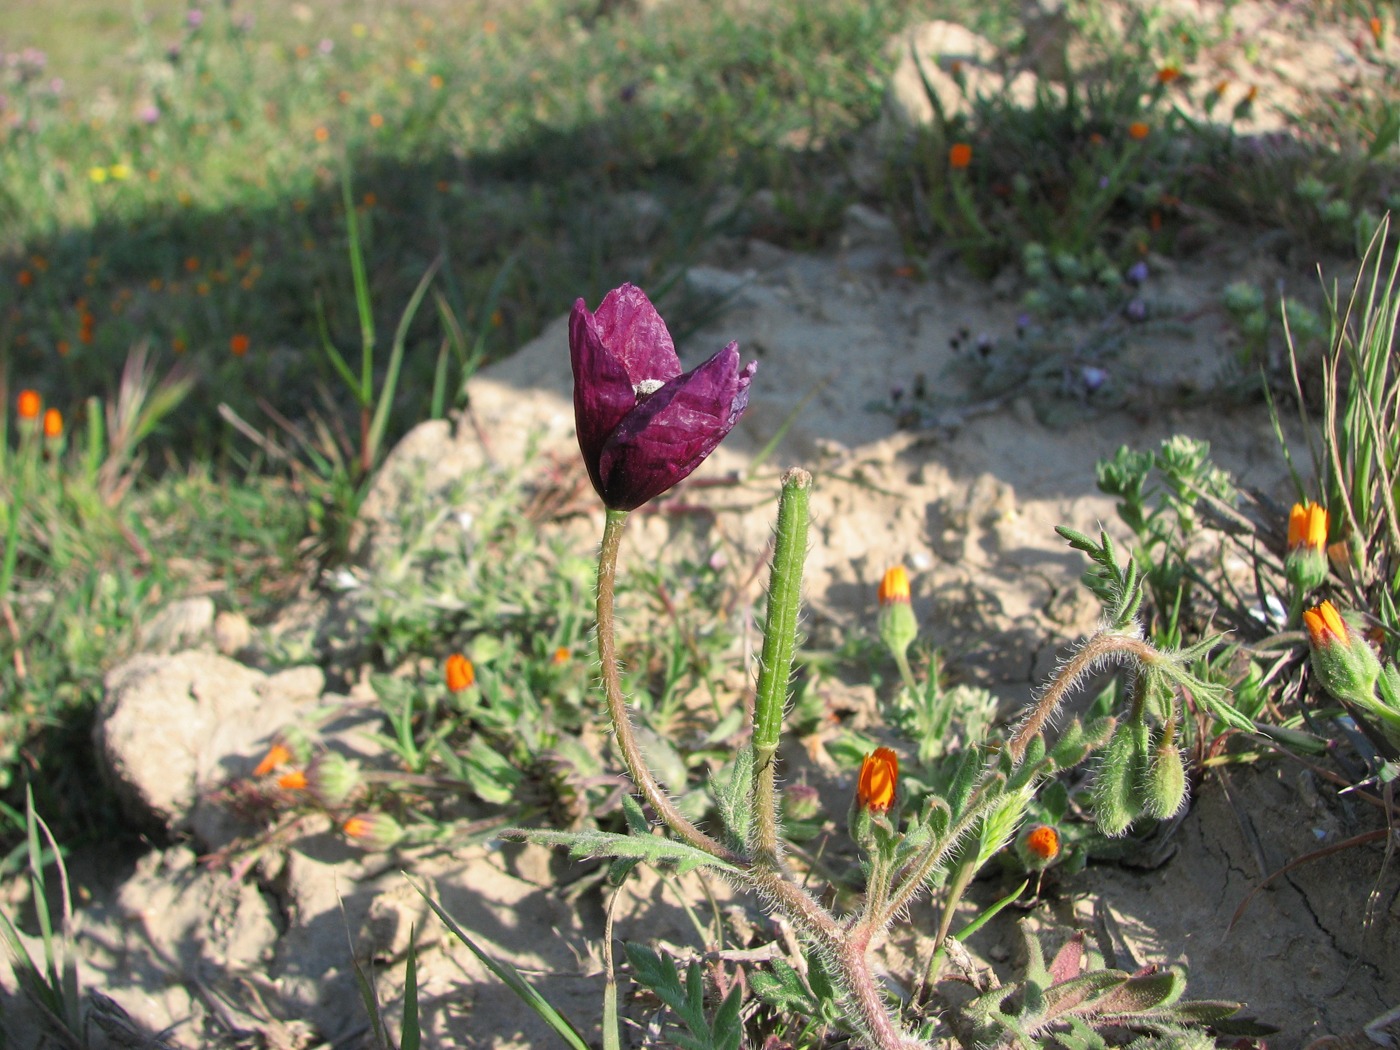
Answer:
(750, 468, 811, 863)
(1007, 629, 1159, 763)
(595, 509, 740, 865)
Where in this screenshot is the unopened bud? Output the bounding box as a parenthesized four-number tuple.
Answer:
(877, 566, 918, 664)
(306, 751, 360, 809)
(1016, 823, 1062, 870)
(1093, 722, 1143, 837)
(343, 812, 403, 851)
(1285, 502, 1329, 596)
(1142, 720, 1187, 819)
(1304, 601, 1381, 706)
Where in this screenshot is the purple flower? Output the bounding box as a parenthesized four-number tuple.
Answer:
(138, 104, 161, 125)
(1124, 298, 1147, 323)
(1126, 260, 1149, 285)
(570, 283, 756, 511)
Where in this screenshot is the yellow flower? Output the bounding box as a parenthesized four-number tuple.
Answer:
(110, 163, 131, 181)
(856, 747, 899, 814)
(88, 166, 109, 184)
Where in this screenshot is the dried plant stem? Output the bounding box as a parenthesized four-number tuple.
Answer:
(595, 509, 740, 865)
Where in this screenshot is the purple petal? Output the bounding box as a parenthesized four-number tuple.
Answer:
(590, 283, 680, 388)
(597, 343, 755, 510)
(570, 298, 638, 493)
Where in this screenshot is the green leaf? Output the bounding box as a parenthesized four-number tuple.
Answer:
(511, 827, 740, 876)
(409, 878, 590, 1050)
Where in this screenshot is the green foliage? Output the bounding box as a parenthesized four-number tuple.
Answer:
(954, 922, 1247, 1046)
(624, 943, 744, 1050)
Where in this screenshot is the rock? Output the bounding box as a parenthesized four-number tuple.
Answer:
(213, 609, 252, 656)
(880, 19, 1041, 142)
(140, 596, 215, 653)
(93, 651, 322, 840)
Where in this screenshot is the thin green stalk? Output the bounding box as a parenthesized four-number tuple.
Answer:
(595, 510, 740, 865)
(750, 468, 811, 862)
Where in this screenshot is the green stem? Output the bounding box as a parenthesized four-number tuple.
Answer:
(595, 509, 740, 865)
(750, 468, 812, 862)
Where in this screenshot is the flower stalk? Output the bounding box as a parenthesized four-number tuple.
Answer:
(750, 468, 811, 862)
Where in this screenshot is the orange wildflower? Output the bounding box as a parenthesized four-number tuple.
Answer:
(551, 646, 571, 665)
(1024, 824, 1061, 861)
(1369, 16, 1383, 44)
(948, 142, 972, 170)
(42, 408, 62, 438)
(878, 566, 910, 606)
(1288, 502, 1328, 553)
(314, 126, 330, 143)
(253, 743, 292, 776)
(1303, 600, 1348, 649)
(16, 389, 41, 420)
(445, 652, 475, 692)
(17, 270, 32, 287)
(856, 747, 899, 814)
(278, 769, 308, 790)
(230, 333, 251, 356)
(1128, 122, 1150, 141)
(1156, 66, 1181, 84)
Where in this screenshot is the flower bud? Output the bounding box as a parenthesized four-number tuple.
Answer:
(1285, 502, 1328, 596)
(445, 652, 475, 693)
(343, 812, 404, 851)
(856, 747, 899, 815)
(306, 751, 360, 809)
(253, 742, 292, 777)
(781, 782, 821, 823)
(1092, 722, 1143, 837)
(1016, 823, 1062, 870)
(877, 567, 918, 664)
(1304, 601, 1380, 706)
(1141, 720, 1187, 819)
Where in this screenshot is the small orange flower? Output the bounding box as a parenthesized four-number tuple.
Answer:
(1303, 600, 1348, 649)
(1245, 85, 1258, 103)
(1128, 121, 1150, 141)
(429, 74, 444, 89)
(445, 652, 475, 692)
(184, 256, 200, 273)
(278, 769, 308, 791)
(369, 113, 384, 129)
(56, 340, 70, 356)
(16, 389, 41, 420)
(1155, 66, 1181, 84)
(172, 336, 187, 354)
(856, 747, 899, 814)
(1024, 824, 1061, 861)
(1288, 502, 1328, 553)
(314, 125, 330, 143)
(948, 142, 972, 170)
(230, 333, 251, 356)
(253, 743, 292, 776)
(42, 408, 62, 438)
(1369, 16, 1383, 44)
(362, 192, 377, 208)
(551, 646, 571, 665)
(878, 566, 910, 606)
(17, 270, 32, 287)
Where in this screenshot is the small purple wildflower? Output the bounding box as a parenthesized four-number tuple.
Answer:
(187, 9, 204, 29)
(138, 104, 161, 125)
(570, 283, 756, 511)
(1081, 366, 1109, 392)
(1125, 298, 1147, 323)
(319, 38, 335, 55)
(1126, 260, 1149, 285)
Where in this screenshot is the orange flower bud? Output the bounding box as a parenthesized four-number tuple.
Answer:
(1128, 122, 1150, 141)
(878, 566, 910, 605)
(1156, 66, 1180, 84)
(1304, 601, 1381, 707)
(278, 769, 308, 791)
(856, 747, 899, 814)
(1288, 501, 1327, 552)
(1024, 824, 1060, 861)
(948, 142, 972, 170)
(445, 652, 475, 692)
(42, 408, 62, 438)
(229, 333, 250, 357)
(16, 389, 41, 420)
(551, 646, 571, 665)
